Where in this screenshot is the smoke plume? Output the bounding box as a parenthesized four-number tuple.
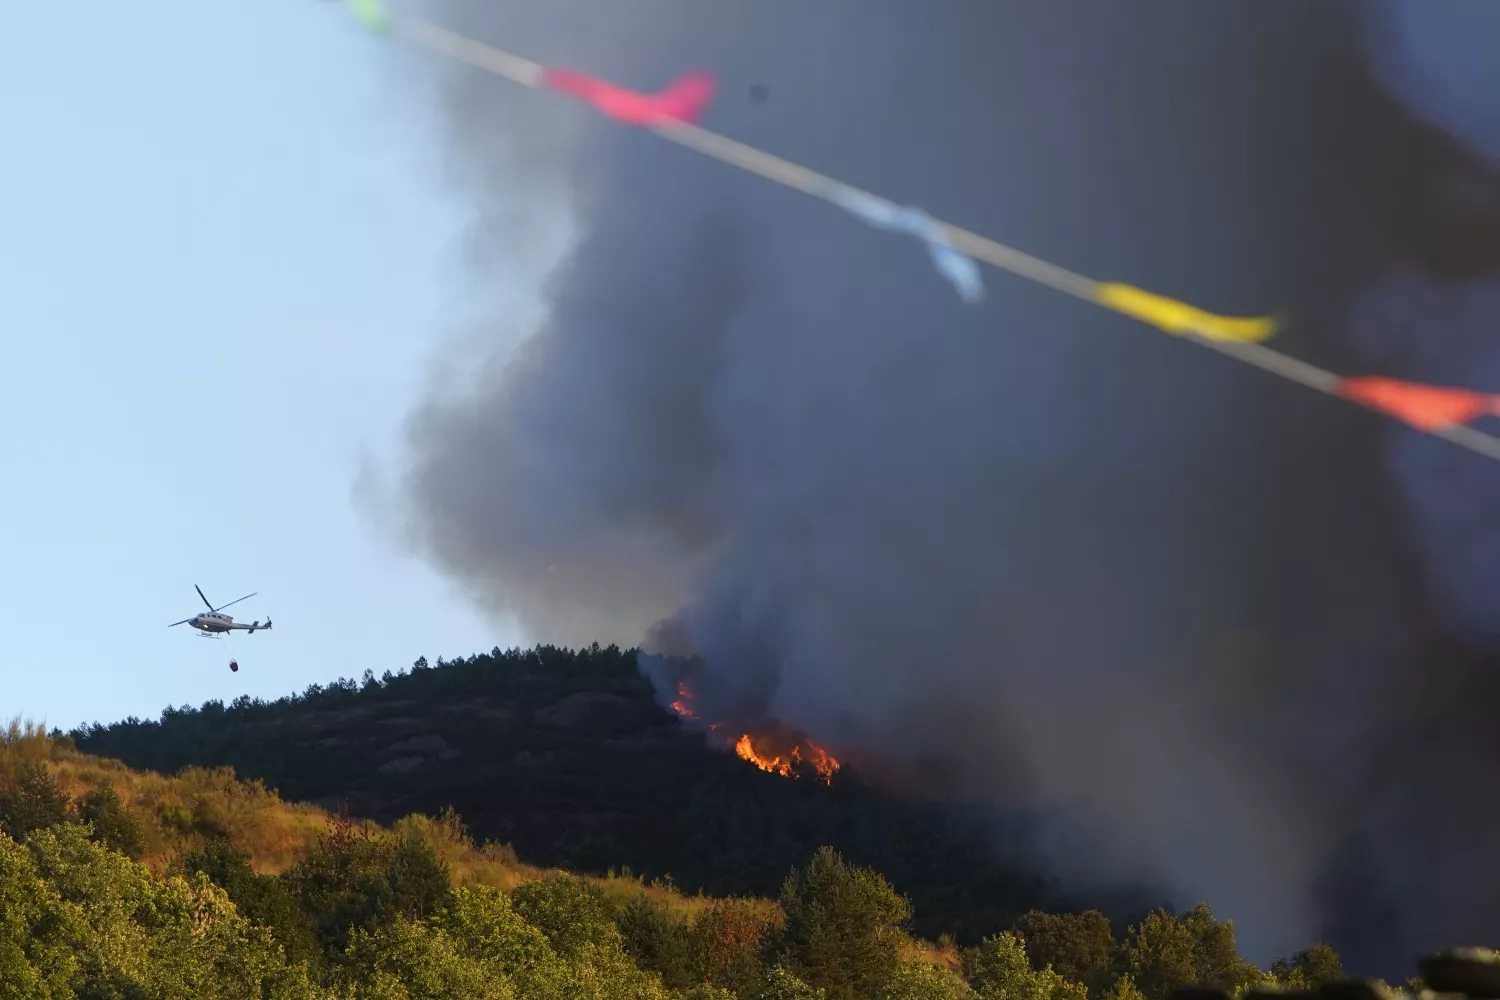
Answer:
(396, 0, 1500, 970)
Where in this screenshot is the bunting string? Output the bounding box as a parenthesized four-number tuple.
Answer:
(350, 3, 1500, 464)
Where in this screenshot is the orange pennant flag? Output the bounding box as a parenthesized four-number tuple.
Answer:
(1337, 377, 1500, 432)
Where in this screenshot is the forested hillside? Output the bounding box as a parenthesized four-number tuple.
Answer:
(68, 644, 1134, 943)
(2, 719, 1356, 999)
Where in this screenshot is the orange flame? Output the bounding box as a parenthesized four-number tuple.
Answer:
(801, 738, 841, 783)
(734, 732, 841, 785)
(670, 681, 696, 719)
(734, 733, 792, 776)
(669, 680, 840, 784)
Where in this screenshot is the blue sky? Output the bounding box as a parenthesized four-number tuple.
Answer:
(0, 1, 537, 731)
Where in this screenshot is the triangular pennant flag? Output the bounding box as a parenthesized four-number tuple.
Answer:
(923, 237, 986, 305)
(540, 69, 716, 127)
(347, 0, 386, 31)
(1337, 376, 1500, 432)
(828, 188, 984, 304)
(1095, 283, 1277, 342)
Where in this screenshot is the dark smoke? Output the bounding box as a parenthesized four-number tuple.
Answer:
(396, 0, 1500, 970)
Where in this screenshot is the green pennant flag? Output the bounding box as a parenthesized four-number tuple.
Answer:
(348, 0, 387, 31)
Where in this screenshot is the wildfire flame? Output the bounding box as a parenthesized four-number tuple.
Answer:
(670, 681, 696, 719)
(734, 733, 841, 784)
(667, 682, 841, 785)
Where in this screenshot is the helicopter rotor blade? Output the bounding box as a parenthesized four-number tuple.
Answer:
(168, 618, 193, 627)
(195, 585, 214, 611)
(215, 592, 256, 612)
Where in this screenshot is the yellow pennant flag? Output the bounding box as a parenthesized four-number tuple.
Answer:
(1095, 283, 1278, 343)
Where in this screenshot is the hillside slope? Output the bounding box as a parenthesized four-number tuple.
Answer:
(3, 718, 1358, 1000)
(68, 644, 1135, 942)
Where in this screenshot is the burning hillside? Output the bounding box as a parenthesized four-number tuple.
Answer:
(668, 681, 841, 785)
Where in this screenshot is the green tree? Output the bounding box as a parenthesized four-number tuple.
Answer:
(185, 836, 321, 969)
(772, 846, 914, 1000)
(0, 760, 71, 841)
(967, 931, 1088, 1000)
(337, 916, 514, 1000)
(1012, 910, 1116, 994)
(1178, 904, 1260, 995)
(282, 812, 453, 962)
(431, 884, 553, 975)
(1270, 943, 1344, 990)
(882, 960, 972, 1000)
(17, 823, 325, 999)
(1117, 906, 1258, 1000)
(556, 939, 675, 1000)
(759, 965, 830, 1000)
(0, 830, 86, 998)
(1101, 973, 1148, 1000)
(1116, 911, 1195, 1000)
(618, 891, 696, 988)
(510, 871, 622, 960)
(74, 779, 147, 859)
(683, 986, 739, 1000)
(690, 898, 770, 994)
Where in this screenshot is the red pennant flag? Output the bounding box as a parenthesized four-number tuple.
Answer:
(1337, 376, 1500, 432)
(540, 69, 716, 126)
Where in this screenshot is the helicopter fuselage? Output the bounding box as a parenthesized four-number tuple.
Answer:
(191, 612, 234, 633)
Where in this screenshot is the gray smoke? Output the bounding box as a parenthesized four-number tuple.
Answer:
(1326, 0, 1500, 971)
(1361, 0, 1500, 165)
(1352, 0, 1500, 649)
(396, 0, 1500, 969)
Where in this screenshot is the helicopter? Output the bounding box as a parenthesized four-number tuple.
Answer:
(169, 586, 271, 672)
(168, 585, 272, 638)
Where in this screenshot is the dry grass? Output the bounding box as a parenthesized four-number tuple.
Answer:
(386, 807, 782, 925)
(903, 933, 963, 972)
(7, 716, 330, 874)
(390, 808, 544, 890)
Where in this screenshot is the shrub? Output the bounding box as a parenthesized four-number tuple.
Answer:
(432, 884, 554, 975)
(510, 871, 622, 960)
(282, 811, 453, 962)
(338, 915, 514, 1000)
(184, 836, 321, 968)
(882, 960, 973, 1000)
(74, 779, 147, 859)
